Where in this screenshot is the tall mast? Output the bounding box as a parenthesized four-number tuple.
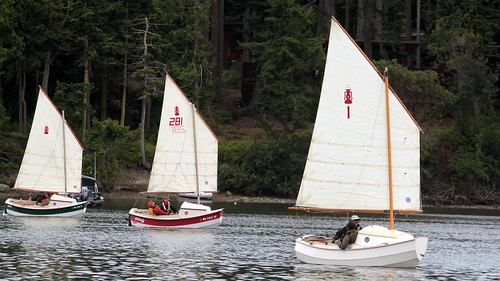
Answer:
(191, 103, 200, 204)
(384, 67, 394, 230)
(62, 110, 68, 196)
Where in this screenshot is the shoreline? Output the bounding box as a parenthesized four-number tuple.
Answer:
(1, 189, 499, 210)
(99, 190, 500, 209)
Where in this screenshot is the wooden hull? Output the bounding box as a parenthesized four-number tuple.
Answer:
(4, 196, 87, 217)
(128, 202, 223, 229)
(295, 225, 428, 268)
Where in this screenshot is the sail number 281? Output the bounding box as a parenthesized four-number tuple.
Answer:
(169, 117, 185, 134)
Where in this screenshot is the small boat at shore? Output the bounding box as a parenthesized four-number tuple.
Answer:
(128, 72, 222, 228)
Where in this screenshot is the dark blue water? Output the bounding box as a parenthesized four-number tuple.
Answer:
(1, 198, 499, 280)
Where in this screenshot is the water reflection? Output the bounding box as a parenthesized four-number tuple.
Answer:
(0, 199, 499, 280)
(16, 216, 81, 229)
(294, 264, 425, 281)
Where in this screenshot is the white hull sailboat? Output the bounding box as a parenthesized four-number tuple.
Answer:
(295, 226, 428, 267)
(4, 87, 87, 217)
(290, 17, 427, 267)
(128, 73, 223, 228)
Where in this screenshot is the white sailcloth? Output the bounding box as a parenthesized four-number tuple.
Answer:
(14, 88, 83, 194)
(147, 73, 218, 194)
(295, 19, 421, 212)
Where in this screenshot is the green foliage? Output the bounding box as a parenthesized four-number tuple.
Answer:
(0, 103, 10, 126)
(0, 130, 26, 184)
(423, 0, 497, 124)
(53, 81, 94, 134)
(423, 117, 500, 203)
(373, 59, 456, 123)
(157, 0, 215, 109)
(82, 119, 142, 186)
(213, 110, 233, 125)
(240, 0, 324, 138)
(219, 131, 311, 196)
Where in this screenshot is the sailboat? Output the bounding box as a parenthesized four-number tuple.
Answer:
(4, 87, 87, 217)
(289, 17, 428, 267)
(128, 73, 223, 228)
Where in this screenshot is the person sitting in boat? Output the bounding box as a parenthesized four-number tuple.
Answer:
(147, 200, 169, 216)
(36, 192, 50, 206)
(20, 192, 49, 206)
(161, 198, 177, 214)
(333, 215, 363, 249)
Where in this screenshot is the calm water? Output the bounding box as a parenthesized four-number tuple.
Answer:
(1, 197, 499, 281)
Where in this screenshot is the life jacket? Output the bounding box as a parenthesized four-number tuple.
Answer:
(153, 206, 169, 215)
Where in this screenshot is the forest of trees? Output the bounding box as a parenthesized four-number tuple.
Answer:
(0, 0, 498, 205)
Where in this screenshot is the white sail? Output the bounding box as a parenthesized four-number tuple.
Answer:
(147, 73, 218, 194)
(295, 19, 421, 212)
(14, 88, 83, 194)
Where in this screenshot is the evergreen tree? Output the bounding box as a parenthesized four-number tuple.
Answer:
(241, 0, 325, 139)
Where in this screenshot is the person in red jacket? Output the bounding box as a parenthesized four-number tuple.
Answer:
(147, 200, 169, 215)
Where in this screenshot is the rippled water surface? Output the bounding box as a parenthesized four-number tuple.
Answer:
(1, 199, 499, 280)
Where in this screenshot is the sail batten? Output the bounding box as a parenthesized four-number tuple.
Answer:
(148, 73, 218, 194)
(295, 19, 421, 212)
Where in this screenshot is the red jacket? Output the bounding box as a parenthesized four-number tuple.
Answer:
(153, 205, 169, 215)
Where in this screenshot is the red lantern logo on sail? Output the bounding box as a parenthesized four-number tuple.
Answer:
(44, 125, 49, 134)
(344, 86, 353, 119)
(169, 105, 185, 133)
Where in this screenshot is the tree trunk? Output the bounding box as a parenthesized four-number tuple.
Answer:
(406, 0, 412, 66)
(375, 0, 383, 41)
(101, 67, 107, 120)
(356, 0, 372, 58)
(145, 95, 150, 130)
(18, 68, 26, 133)
(83, 56, 89, 141)
(121, 41, 128, 126)
(242, 7, 250, 62)
(140, 17, 150, 169)
(406, 0, 412, 41)
(356, 0, 365, 40)
(363, 24, 372, 59)
(416, 0, 421, 68)
(344, 0, 350, 33)
(42, 51, 50, 92)
(140, 98, 150, 169)
(211, 0, 224, 104)
(320, 0, 335, 17)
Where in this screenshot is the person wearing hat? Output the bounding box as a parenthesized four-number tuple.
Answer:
(332, 215, 363, 249)
(161, 198, 178, 214)
(148, 200, 169, 215)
